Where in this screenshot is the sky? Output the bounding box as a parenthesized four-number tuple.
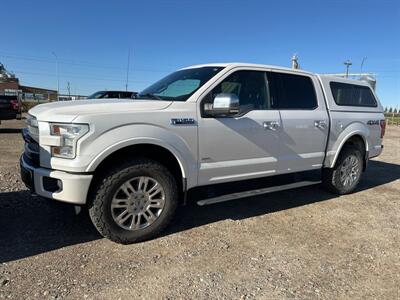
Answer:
(1, 0, 399, 107)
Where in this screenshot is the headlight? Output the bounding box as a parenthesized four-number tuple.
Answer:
(49, 123, 89, 158)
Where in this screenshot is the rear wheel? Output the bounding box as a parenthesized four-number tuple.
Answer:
(322, 146, 363, 194)
(88, 158, 178, 244)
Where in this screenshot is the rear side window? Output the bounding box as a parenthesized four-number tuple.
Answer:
(330, 82, 377, 107)
(269, 72, 317, 109)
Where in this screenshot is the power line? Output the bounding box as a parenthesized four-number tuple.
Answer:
(0, 51, 177, 72)
(11, 69, 153, 83)
(2, 50, 399, 78)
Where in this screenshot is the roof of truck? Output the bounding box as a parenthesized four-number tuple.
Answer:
(181, 62, 315, 75)
(317, 74, 371, 84)
(182, 63, 374, 87)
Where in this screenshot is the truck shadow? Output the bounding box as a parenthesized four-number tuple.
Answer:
(0, 160, 398, 263)
(165, 160, 400, 237)
(0, 191, 99, 263)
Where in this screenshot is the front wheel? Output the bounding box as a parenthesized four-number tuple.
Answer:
(88, 158, 178, 244)
(322, 146, 363, 194)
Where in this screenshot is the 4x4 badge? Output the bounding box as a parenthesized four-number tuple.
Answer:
(367, 120, 380, 126)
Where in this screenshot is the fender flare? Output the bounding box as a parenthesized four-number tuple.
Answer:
(86, 137, 189, 180)
(329, 131, 369, 168)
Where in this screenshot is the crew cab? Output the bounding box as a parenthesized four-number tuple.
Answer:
(20, 63, 385, 243)
(0, 95, 21, 123)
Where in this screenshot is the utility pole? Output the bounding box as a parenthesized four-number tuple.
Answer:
(67, 81, 71, 97)
(52, 52, 60, 100)
(344, 60, 352, 78)
(125, 48, 131, 91)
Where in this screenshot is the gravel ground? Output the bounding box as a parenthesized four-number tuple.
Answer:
(0, 118, 399, 299)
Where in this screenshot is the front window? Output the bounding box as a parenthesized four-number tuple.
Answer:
(137, 67, 224, 101)
(202, 70, 271, 115)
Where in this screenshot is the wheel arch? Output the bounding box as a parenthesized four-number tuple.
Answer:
(330, 132, 368, 170)
(88, 138, 189, 175)
(86, 140, 191, 205)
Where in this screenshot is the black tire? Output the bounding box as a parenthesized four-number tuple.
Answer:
(322, 146, 364, 195)
(88, 158, 178, 244)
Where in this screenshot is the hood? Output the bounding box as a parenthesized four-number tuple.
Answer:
(29, 99, 172, 123)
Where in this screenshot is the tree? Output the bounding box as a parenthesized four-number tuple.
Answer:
(384, 107, 388, 112)
(394, 108, 398, 114)
(389, 107, 393, 113)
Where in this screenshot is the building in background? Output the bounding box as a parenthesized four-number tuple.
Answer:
(0, 62, 20, 95)
(0, 62, 58, 101)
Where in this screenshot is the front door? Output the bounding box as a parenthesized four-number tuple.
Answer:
(197, 70, 281, 186)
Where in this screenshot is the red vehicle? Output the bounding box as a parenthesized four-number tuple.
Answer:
(0, 95, 22, 123)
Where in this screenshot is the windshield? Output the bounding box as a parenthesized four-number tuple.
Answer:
(137, 67, 224, 101)
(87, 91, 106, 99)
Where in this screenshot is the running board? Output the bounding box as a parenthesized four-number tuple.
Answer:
(197, 180, 321, 206)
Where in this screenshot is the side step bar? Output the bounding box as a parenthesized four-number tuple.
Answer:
(197, 180, 321, 206)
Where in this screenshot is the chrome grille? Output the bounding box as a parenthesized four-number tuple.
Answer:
(22, 116, 40, 167)
(26, 114, 39, 141)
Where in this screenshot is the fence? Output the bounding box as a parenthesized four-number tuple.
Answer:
(385, 113, 400, 126)
(58, 94, 87, 101)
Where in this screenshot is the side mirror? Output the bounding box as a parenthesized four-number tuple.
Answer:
(204, 93, 239, 117)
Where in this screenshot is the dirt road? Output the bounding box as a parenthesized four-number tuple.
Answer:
(0, 118, 399, 299)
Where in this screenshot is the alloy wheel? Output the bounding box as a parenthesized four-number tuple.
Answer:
(111, 176, 165, 231)
(339, 155, 360, 187)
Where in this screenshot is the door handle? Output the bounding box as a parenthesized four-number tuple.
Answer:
(314, 120, 327, 129)
(263, 121, 280, 130)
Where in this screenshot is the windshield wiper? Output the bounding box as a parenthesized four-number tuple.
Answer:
(138, 93, 163, 100)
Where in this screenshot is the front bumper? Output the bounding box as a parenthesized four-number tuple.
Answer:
(20, 155, 93, 205)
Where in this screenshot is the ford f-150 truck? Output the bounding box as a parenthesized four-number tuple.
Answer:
(20, 63, 385, 243)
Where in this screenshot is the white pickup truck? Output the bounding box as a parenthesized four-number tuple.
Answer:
(20, 63, 385, 243)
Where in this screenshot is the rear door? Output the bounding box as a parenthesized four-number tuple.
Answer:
(268, 71, 329, 173)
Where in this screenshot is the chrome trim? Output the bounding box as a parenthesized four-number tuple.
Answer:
(170, 118, 196, 125)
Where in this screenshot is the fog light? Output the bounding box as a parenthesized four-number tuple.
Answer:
(43, 177, 62, 193)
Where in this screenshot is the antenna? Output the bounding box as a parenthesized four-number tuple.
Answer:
(361, 57, 367, 73)
(52, 52, 60, 99)
(125, 48, 131, 91)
